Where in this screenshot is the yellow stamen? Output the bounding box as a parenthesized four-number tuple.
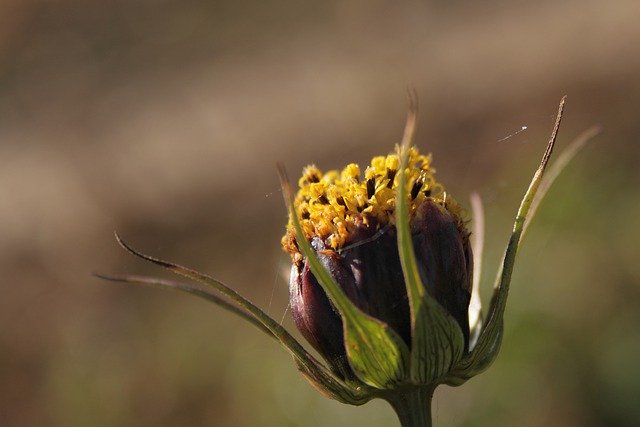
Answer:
(282, 146, 464, 256)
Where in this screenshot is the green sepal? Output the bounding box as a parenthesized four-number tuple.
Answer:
(450, 97, 571, 382)
(396, 102, 465, 384)
(411, 294, 465, 384)
(99, 236, 372, 404)
(294, 359, 374, 405)
(446, 321, 503, 386)
(279, 166, 410, 390)
(453, 124, 601, 384)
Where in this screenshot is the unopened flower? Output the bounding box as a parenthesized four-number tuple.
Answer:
(99, 96, 599, 426)
(282, 148, 473, 386)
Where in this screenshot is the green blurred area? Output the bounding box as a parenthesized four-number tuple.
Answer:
(1, 1, 639, 426)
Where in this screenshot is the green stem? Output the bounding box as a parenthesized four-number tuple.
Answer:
(387, 387, 434, 427)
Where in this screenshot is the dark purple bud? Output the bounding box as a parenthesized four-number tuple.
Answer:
(411, 199, 473, 345)
(289, 238, 360, 380)
(289, 199, 473, 379)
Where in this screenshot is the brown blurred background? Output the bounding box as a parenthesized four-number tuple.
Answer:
(1, 1, 639, 426)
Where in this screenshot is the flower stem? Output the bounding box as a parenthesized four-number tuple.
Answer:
(387, 386, 434, 427)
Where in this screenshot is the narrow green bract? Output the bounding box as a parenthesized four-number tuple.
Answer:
(395, 113, 465, 384)
(280, 169, 410, 389)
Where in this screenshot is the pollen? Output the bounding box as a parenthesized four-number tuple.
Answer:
(282, 146, 464, 256)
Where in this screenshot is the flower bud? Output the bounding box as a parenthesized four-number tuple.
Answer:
(283, 148, 472, 383)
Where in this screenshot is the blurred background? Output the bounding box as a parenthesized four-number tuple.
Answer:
(1, 0, 639, 426)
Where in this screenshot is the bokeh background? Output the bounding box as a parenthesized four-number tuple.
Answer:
(1, 1, 639, 426)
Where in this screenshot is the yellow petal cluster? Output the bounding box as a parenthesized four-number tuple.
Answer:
(282, 146, 463, 256)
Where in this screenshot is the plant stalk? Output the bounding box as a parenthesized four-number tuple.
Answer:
(387, 386, 434, 427)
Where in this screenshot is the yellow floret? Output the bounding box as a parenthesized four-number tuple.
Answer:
(282, 146, 463, 255)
